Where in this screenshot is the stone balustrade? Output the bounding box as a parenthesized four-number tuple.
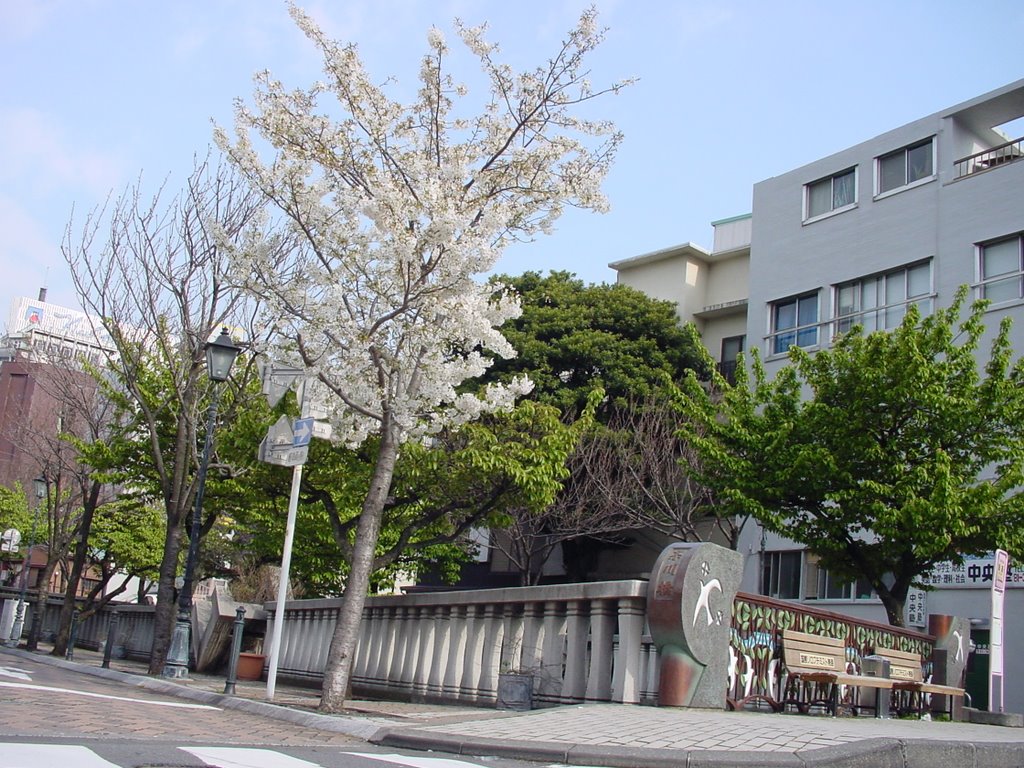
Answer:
(267, 580, 651, 706)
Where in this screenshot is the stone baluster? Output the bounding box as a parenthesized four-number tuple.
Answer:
(411, 605, 435, 698)
(520, 601, 544, 672)
(585, 598, 615, 702)
(535, 600, 567, 705)
(442, 605, 468, 699)
(376, 606, 399, 683)
(367, 606, 388, 682)
(502, 606, 525, 672)
(295, 609, 315, 674)
(352, 605, 374, 682)
(612, 596, 645, 704)
(388, 606, 410, 686)
(459, 604, 486, 701)
(478, 604, 505, 701)
(426, 606, 450, 698)
(560, 599, 589, 704)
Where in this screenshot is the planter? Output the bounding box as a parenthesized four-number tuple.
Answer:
(236, 652, 266, 681)
(496, 672, 533, 711)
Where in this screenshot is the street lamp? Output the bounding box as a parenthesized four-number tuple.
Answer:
(162, 328, 241, 678)
(6, 477, 46, 647)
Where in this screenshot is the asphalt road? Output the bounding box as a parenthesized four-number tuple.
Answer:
(0, 655, 531, 768)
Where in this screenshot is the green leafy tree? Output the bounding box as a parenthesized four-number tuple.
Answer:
(221, 395, 595, 597)
(0, 485, 31, 581)
(485, 271, 707, 418)
(677, 288, 1024, 626)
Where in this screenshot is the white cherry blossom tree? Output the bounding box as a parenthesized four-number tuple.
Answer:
(216, 3, 630, 710)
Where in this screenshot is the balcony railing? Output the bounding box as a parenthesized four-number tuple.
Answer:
(954, 136, 1024, 179)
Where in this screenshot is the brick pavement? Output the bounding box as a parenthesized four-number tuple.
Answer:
(5, 644, 1024, 767)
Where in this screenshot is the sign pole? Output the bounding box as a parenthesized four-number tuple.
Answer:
(989, 548, 1009, 713)
(266, 462, 303, 701)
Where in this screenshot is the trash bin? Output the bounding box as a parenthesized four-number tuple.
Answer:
(861, 654, 891, 718)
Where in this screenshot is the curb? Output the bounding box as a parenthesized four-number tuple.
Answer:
(372, 727, 1024, 768)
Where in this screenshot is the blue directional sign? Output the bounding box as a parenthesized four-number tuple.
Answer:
(292, 418, 314, 447)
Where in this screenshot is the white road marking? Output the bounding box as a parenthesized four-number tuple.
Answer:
(0, 665, 32, 681)
(2, 743, 121, 767)
(183, 746, 326, 767)
(0, 681, 220, 709)
(345, 753, 494, 768)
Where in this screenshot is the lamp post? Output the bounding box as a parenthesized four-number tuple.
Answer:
(6, 477, 46, 647)
(162, 328, 241, 678)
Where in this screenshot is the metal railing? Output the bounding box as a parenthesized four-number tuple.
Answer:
(954, 136, 1024, 179)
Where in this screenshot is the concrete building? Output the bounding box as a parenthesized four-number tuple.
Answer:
(0, 292, 111, 494)
(611, 79, 1024, 711)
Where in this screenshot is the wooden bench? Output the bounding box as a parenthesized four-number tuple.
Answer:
(873, 646, 966, 718)
(781, 629, 894, 716)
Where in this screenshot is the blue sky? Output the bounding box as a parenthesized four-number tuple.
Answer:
(2, 0, 1022, 312)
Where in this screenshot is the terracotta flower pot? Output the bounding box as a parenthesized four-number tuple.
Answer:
(236, 652, 266, 681)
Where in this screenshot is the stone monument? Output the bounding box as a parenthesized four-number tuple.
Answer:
(647, 542, 743, 708)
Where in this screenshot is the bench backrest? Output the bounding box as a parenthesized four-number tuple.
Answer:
(872, 646, 924, 683)
(782, 629, 847, 672)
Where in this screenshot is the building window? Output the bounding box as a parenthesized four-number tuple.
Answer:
(877, 138, 934, 195)
(834, 261, 933, 334)
(979, 235, 1024, 303)
(762, 550, 802, 600)
(770, 293, 818, 355)
(804, 553, 874, 600)
(718, 335, 745, 384)
(805, 168, 856, 219)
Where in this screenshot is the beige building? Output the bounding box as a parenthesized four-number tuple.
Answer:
(610, 214, 750, 382)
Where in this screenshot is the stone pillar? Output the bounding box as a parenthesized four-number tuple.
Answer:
(412, 606, 435, 699)
(460, 605, 486, 700)
(646, 542, 743, 709)
(585, 599, 615, 702)
(560, 599, 590, 704)
(372, 606, 395, 679)
(535, 601, 567, 705)
(478, 605, 504, 701)
(426, 607, 450, 698)
(443, 605, 468, 699)
(928, 614, 970, 720)
(390, 607, 411, 687)
(612, 596, 645, 704)
(399, 607, 421, 694)
(501, 607, 525, 673)
(520, 602, 544, 672)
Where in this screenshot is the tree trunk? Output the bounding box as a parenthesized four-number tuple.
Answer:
(52, 486, 100, 657)
(319, 422, 400, 713)
(26, 556, 60, 651)
(877, 584, 908, 628)
(147, 518, 184, 674)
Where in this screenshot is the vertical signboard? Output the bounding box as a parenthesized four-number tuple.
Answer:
(989, 548, 1009, 713)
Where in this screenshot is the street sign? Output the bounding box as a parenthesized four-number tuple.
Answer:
(258, 416, 309, 467)
(312, 420, 332, 440)
(293, 418, 314, 447)
(259, 362, 304, 408)
(1, 529, 20, 553)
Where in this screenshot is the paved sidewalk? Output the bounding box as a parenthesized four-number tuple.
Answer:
(4, 644, 1024, 767)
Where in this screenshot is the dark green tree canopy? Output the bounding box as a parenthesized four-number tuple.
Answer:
(677, 288, 1024, 626)
(486, 271, 707, 418)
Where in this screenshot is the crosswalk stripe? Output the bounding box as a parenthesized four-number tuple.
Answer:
(344, 753, 492, 768)
(2, 744, 121, 768)
(0, 681, 220, 709)
(182, 746, 326, 768)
